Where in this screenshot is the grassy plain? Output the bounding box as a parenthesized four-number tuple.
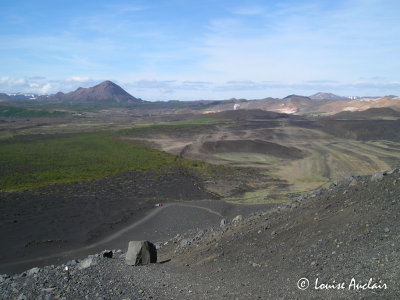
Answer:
(2, 108, 400, 203)
(0, 132, 176, 190)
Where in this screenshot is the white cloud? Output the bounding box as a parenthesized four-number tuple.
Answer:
(67, 76, 91, 83)
(0, 76, 101, 94)
(40, 83, 52, 94)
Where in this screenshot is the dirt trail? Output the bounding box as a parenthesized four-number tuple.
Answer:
(0, 202, 223, 270)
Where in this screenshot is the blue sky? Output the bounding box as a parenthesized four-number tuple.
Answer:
(0, 0, 399, 100)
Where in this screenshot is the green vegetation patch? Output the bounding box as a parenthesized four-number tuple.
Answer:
(0, 132, 178, 190)
(0, 129, 236, 191)
(0, 105, 67, 118)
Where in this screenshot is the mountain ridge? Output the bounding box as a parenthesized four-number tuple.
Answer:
(309, 92, 350, 101)
(40, 80, 144, 104)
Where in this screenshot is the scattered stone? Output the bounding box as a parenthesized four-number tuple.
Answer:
(195, 230, 205, 240)
(78, 255, 98, 270)
(232, 215, 243, 224)
(125, 241, 157, 266)
(66, 259, 79, 266)
(371, 172, 384, 182)
(2, 168, 399, 299)
(173, 234, 182, 242)
(220, 219, 227, 227)
(102, 250, 113, 258)
(179, 239, 191, 248)
(26, 267, 40, 276)
(385, 168, 399, 175)
(349, 178, 357, 186)
(154, 242, 164, 250)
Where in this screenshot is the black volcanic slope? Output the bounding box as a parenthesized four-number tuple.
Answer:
(46, 81, 143, 103)
(1, 169, 399, 299)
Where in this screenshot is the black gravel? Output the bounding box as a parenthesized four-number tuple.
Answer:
(1, 169, 399, 299)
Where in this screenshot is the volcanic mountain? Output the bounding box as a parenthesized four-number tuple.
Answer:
(43, 81, 144, 104)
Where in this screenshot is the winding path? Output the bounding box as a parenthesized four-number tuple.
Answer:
(2, 202, 223, 268)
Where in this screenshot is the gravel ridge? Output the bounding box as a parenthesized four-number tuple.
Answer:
(1, 169, 399, 299)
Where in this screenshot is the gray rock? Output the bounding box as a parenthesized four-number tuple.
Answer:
(328, 183, 336, 190)
(173, 234, 182, 242)
(77, 255, 98, 270)
(349, 178, 358, 186)
(385, 168, 399, 175)
(66, 259, 79, 266)
(26, 267, 40, 276)
(0, 274, 9, 283)
(154, 242, 164, 250)
(125, 241, 157, 266)
(179, 238, 191, 248)
(232, 215, 243, 224)
(195, 230, 205, 240)
(371, 172, 384, 182)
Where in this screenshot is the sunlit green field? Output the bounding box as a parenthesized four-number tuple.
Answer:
(0, 132, 179, 190)
(222, 138, 400, 204)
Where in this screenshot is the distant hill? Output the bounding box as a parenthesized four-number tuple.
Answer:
(0, 93, 11, 102)
(41, 81, 144, 104)
(282, 94, 312, 102)
(309, 92, 349, 101)
(330, 107, 400, 120)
